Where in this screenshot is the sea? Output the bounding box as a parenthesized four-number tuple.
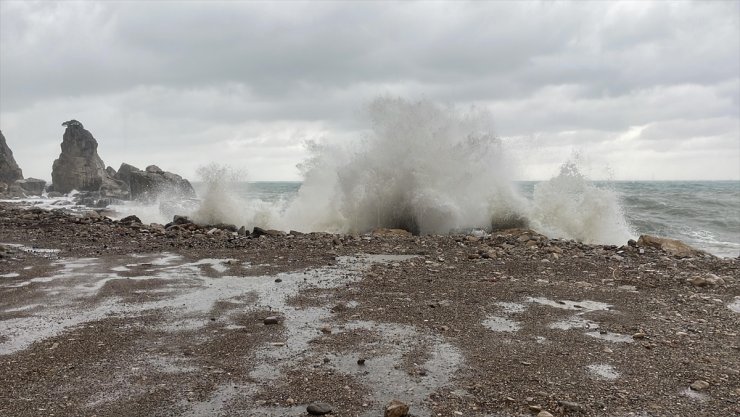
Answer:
(182, 180, 739, 259)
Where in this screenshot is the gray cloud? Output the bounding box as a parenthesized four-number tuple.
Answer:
(0, 0, 738, 181)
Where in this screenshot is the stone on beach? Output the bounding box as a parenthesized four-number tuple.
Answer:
(384, 399, 410, 417)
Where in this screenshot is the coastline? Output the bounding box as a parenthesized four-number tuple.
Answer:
(0, 202, 738, 416)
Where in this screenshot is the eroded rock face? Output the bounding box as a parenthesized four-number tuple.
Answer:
(50, 122, 129, 198)
(0, 131, 23, 184)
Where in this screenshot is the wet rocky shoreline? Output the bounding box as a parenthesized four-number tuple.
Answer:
(0, 202, 738, 417)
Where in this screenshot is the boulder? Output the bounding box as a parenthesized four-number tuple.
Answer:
(637, 235, 706, 258)
(127, 165, 195, 201)
(15, 178, 46, 196)
(0, 130, 23, 183)
(51, 121, 129, 198)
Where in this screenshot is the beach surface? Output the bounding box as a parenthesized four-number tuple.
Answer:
(1, 203, 738, 417)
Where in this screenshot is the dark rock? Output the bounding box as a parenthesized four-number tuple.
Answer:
(306, 403, 333, 415)
(263, 316, 280, 325)
(120, 215, 142, 224)
(627, 239, 637, 247)
(105, 166, 117, 178)
(0, 131, 23, 183)
(237, 226, 247, 236)
(15, 178, 46, 196)
(357, 358, 366, 366)
(128, 166, 195, 201)
(173, 215, 193, 225)
(51, 122, 129, 197)
(114, 163, 141, 186)
(213, 223, 238, 232)
(252, 227, 285, 237)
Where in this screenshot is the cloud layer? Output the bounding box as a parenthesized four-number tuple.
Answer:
(1, 1, 738, 180)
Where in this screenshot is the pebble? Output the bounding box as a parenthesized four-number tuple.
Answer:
(384, 399, 409, 417)
(306, 402, 333, 415)
(690, 380, 710, 391)
(320, 325, 332, 334)
(274, 278, 282, 283)
(632, 332, 646, 340)
(357, 358, 366, 366)
(263, 316, 280, 325)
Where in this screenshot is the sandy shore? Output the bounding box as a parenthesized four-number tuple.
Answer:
(0, 202, 738, 417)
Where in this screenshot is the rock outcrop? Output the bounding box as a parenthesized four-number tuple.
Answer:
(637, 234, 707, 258)
(51, 120, 129, 198)
(122, 164, 196, 201)
(15, 178, 46, 196)
(0, 130, 23, 184)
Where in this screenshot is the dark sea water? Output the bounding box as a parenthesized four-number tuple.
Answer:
(194, 181, 739, 258)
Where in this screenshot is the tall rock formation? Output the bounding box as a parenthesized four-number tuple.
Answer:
(0, 130, 23, 184)
(51, 120, 128, 197)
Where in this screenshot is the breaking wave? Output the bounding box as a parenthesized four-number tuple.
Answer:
(111, 97, 634, 245)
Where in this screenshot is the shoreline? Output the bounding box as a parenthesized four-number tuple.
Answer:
(0, 202, 738, 416)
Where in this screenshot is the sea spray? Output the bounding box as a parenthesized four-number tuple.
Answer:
(191, 163, 279, 228)
(283, 97, 526, 234)
(528, 161, 633, 245)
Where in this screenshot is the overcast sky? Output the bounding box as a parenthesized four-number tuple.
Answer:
(1, 0, 738, 181)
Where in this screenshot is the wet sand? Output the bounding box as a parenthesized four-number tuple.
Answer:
(0, 203, 738, 416)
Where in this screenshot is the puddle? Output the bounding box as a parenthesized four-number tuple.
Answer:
(1, 243, 60, 258)
(483, 316, 521, 332)
(680, 387, 708, 402)
(328, 321, 462, 417)
(585, 331, 633, 343)
(549, 316, 598, 330)
(587, 363, 620, 380)
(527, 297, 611, 311)
(494, 302, 527, 314)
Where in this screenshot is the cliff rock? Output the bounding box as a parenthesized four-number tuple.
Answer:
(0, 130, 23, 183)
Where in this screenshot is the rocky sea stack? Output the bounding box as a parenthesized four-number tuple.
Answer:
(49, 120, 194, 206)
(51, 120, 128, 198)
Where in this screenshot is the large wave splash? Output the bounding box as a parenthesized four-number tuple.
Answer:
(282, 97, 527, 234)
(112, 97, 634, 246)
(527, 161, 633, 245)
(191, 163, 280, 228)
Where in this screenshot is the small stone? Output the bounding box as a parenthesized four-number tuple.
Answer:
(558, 400, 583, 412)
(537, 412, 554, 417)
(529, 404, 543, 412)
(274, 278, 282, 283)
(384, 399, 409, 417)
(263, 316, 280, 325)
(357, 358, 366, 366)
(320, 325, 332, 334)
(306, 402, 333, 415)
(632, 332, 646, 340)
(690, 380, 710, 391)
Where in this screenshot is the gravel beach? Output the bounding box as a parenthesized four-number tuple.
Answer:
(1, 203, 738, 417)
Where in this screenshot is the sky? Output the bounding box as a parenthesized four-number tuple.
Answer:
(0, 0, 738, 181)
